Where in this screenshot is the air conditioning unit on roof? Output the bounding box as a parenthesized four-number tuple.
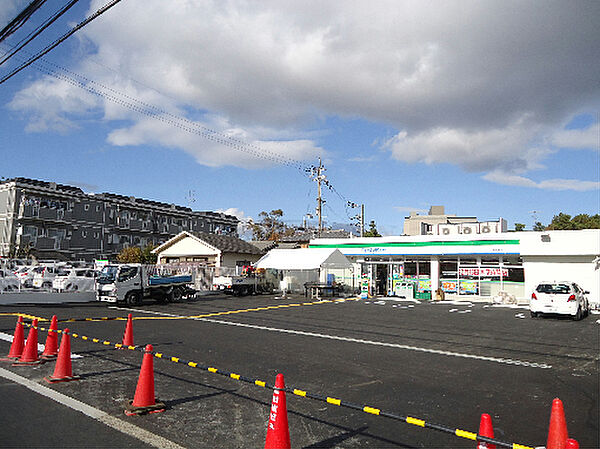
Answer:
(461, 223, 479, 235)
(438, 224, 457, 235)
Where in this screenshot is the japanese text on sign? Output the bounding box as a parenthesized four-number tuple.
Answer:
(459, 267, 508, 277)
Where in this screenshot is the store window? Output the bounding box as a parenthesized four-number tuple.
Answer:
(440, 260, 458, 293)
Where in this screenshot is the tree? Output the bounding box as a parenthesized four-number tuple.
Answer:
(251, 209, 290, 241)
(141, 245, 158, 264)
(547, 213, 600, 230)
(533, 221, 546, 231)
(363, 220, 381, 237)
(547, 213, 576, 230)
(514, 223, 526, 231)
(116, 246, 142, 263)
(116, 245, 157, 264)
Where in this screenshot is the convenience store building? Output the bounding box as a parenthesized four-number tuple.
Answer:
(309, 229, 600, 305)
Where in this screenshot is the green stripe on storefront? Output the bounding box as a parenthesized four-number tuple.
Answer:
(309, 239, 519, 249)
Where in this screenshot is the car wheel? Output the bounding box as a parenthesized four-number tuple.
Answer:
(573, 306, 582, 321)
(170, 287, 182, 303)
(42, 281, 52, 289)
(126, 291, 142, 306)
(530, 311, 539, 318)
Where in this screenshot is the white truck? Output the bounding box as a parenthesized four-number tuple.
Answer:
(96, 263, 196, 305)
(213, 266, 276, 296)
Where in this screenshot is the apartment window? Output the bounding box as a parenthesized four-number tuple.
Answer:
(84, 204, 90, 211)
(23, 225, 37, 236)
(82, 230, 87, 238)
(93, 231, 100, 239)
(96, 204, 101, 212)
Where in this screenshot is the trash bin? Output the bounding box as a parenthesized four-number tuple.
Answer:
(414, 290, 432, 300)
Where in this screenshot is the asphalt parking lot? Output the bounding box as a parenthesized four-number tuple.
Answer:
(0, 295, 598, 448)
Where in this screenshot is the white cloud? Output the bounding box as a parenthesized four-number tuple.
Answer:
(106, 115, 323, 168)
(393, 206, 428, 214)
(382, 117, 551, 173)
(551, 123, 599, 150)
(6, 0, 600, 176)
(483, 171, 600, 192)
(8, 76, 100, 132)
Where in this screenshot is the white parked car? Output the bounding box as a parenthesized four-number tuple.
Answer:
(53, 268, 96, 292)
(0, 269, 20, 292)
(32, 265, 62, 289)
(15, 266, 37, 288)
(530, 281, 589, 320)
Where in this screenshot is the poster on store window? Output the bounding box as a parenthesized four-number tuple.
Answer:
(418, 279, 431, 292)
(442, 281, 457, 293)
(460, 280, 478, 294)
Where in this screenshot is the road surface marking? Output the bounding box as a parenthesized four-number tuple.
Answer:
(115, 307, 552, 369)
(0, 332, 82, 358)
(0, 367, 185, 449)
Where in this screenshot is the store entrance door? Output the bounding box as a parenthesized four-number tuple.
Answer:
(375, 264, 388, 296)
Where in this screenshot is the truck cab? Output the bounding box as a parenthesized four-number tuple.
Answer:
(97, 264, 143, 304)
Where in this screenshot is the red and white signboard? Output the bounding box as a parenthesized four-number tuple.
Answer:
(459, 267, 508, 277)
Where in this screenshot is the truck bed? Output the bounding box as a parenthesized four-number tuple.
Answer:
(148, 275, 192, 285)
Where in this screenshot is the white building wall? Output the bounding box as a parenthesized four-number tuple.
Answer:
(221, 252, 262, 269)
(523, 255, 599, 305)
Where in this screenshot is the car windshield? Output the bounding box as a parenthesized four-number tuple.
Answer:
(98, 266, 118, 284)
(536, 283, 571, 294)
(32, 266, 45, 273)
(56, 269, 71, 276)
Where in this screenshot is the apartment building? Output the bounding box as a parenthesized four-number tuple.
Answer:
(0, 178, 239, 261)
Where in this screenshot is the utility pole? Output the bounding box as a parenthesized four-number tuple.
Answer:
(360, 204, 365, 237)
(309, 158, 326, 236)
(348, 202, 365, 237)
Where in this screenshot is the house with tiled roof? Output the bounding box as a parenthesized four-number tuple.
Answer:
(152, 231, 264, 268)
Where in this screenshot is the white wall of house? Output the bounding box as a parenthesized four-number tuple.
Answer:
(156, 236, 220, 265)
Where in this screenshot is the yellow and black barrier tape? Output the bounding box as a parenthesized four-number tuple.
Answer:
(21, 320, 537, 449)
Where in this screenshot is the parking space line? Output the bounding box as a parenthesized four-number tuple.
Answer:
(115, 307, 552, 369)
(0, 367, 185, 449)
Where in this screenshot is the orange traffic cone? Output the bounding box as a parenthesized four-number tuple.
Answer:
(44, 328, 79, 383)
(122, 314, 134, 347)
(565, 438, 579, 448)
(0, 316, 24, 361)
(13, 319, 42, 366)
(547, 398, 569, 449)
(41, 315, 59, 360)
(124, 344, 165, 415)
(264, 373, 291, 449)
(477, 413, 496, 449)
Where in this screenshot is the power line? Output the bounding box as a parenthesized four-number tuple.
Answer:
(0, 0, 82, 67)
(0, 43, 309, 169)
(0, 0, 47, 43)
(0, 0, 124, 85)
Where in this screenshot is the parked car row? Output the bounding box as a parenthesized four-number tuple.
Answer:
(0, 259, 97, 293)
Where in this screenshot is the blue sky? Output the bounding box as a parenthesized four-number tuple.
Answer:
(1, 0, 598, 236)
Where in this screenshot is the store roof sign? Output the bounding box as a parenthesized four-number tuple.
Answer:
(310, 239, 520, 256)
